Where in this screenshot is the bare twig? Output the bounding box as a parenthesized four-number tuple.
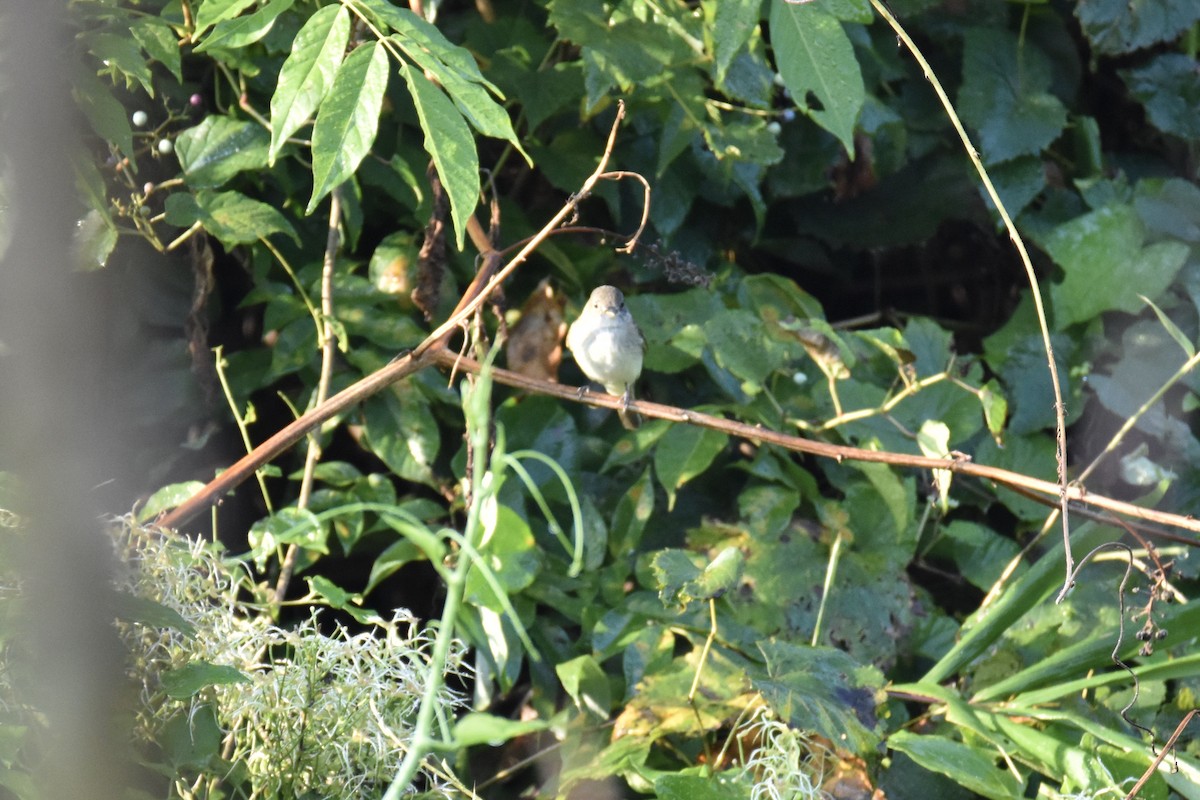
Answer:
(273, 188, 341, 607)
(867, 0, 1073, 598)
(428, 348, 1200, 537)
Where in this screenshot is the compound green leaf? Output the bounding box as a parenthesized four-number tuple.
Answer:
(769, 0, 863, 153)
(307, 40, 389, 213)
(194, 0, 259, 36)
(196, 0, 296, 52)
(397, 62, 479, 250)
(269, 3, 349, 163)
(175, 115, 270, 188)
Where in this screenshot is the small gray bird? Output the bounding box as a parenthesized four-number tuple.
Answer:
(565, 285, 645, 430)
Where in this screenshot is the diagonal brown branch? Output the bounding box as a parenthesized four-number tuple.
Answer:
(426, 348, 1200, 537)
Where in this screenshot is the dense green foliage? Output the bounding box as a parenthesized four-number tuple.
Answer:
(4, 0, 1200, 797)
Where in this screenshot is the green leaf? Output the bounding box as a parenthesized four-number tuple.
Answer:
(175, 116, 270, 188)
(1141, 293, 1195, 358)
(87, 31, 155, 96)
(131, 17, 182, 81)
(982, 155, 1045, 220)
(113, 592, 196, 637)
(1075, 0, 1200, 56)
(547, 0, 695, 108)
(74, 70, 134, 157)
(704, 0, 763, 85)
(1135, 178, 1200, 243)
(556, 654, 611, 719)
(452, 712, 549, 747)
(958, 28, 1068, 163)
(247, 506, 328, 562)
(1121, 55, 1200, 140)
(196, 0, 296, 52)
(609, 468, 654, 557)
(465, 502, 541, 609)
(397, 62, 479, 250)
(164, 190, 298, 245)
(72, 209, 118, 271)
(979, 380, 1008, 440)
(652, 546, 745, 608)
(753, 640, 884, 755)
(360, 390, 440, 487)
(269, 3, 350, 163)
(655, 773, 749, 800)
(358, 1, 529, 160)
(160, 662, 250, 699)
(137, 480, 206, 522)
(1046, 204, 1189, 328)
(307, 40, 389, 213)
(653, 424, 727, 511)
(389, 34, 529, 164)
(193, 0, 259, 36)
(888, 730, 1024, 800)
(768, 0, 864, 153)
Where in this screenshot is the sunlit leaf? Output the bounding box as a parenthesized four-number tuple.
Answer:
(889, 731, 1023, 800)
(269, 3, 350, 162)
(397, 62, 479, 250)
(197, 0, 296, 52)
(1046, 204, 1189, 328)
(176, 116, 270, 188)
(307, 40, 389, 213)
(164, 190, 297, 245)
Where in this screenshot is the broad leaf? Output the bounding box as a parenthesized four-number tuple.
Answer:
(653, 424, 727, 511)
(958, 27, 1067, 163)
(753, 640, 885, 755)
(307, 40, 389, 213)
(164, 190, 297, 245)
(175, 116, 270, 188)
(1075, 0, 1200, 56)
(769, 0, 863, 153)
(1045, 204, 1189, 328)
(1121, 55, 1200, 141)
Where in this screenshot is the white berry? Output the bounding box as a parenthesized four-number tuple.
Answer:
(131, 110, 148, 127)
(157, 139, 173, 155)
